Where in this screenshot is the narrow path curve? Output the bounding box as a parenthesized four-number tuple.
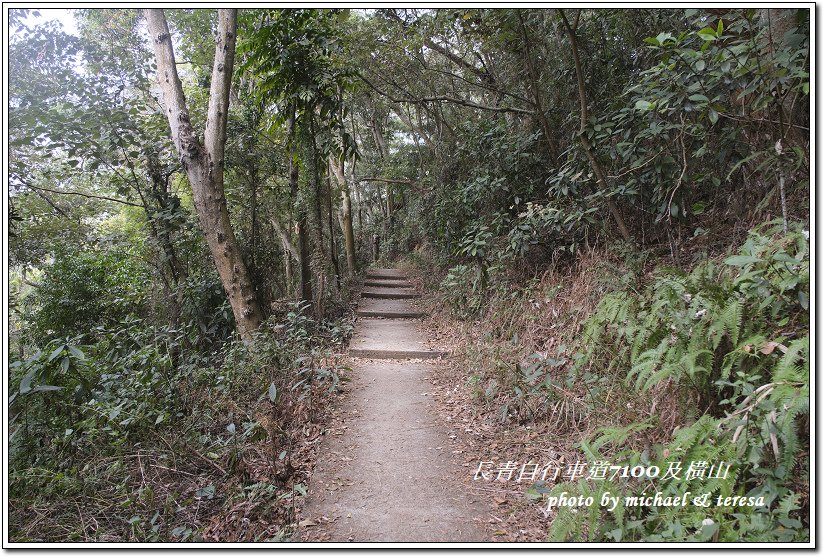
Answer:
(297, 268, 486, 542)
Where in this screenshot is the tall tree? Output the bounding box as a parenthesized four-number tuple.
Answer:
(239, 9, 355, 308)
(287, 108, 314, 303)
(145, 8, 263, 340)
(330, 157, 357, 275)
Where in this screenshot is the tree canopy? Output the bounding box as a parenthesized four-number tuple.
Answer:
(6, 8, 810, 543)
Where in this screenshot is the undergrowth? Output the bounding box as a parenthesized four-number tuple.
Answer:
(421, 219, 809, 542)
(8, 303, 353, 542)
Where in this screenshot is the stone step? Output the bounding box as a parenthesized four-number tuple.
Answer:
(356, 298, 426, 319)
(349, 318, 447, 361)
(364, 279, 414, 288)
(362, 290, 420, 300)
(366, 268, 408, 280)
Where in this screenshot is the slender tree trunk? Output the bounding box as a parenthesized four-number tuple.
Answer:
(558, 9, 633, 245)
(330, 157, 357, 276)
(326, 169, 341, 287)
(145, 157, 187, 329)
(356, 187, 364, 231)
(249, 169, 258, 286)
(393, 104, 434, 148)
(283, 249, 293, 298)
(286, 110, 313, 304)
(347, 110, 364, 232)
(271, 215, 297, 298)
(308, 117, 327, 317)
(271, 215, 298, 263)
(370, 113, 388, 159)
(146, 8, 263, 341)
(351, 154, 364, 231)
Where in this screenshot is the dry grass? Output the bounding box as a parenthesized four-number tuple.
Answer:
(403, 246, 696, 541)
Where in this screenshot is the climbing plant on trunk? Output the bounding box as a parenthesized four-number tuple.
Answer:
(146, 8, 264, 341)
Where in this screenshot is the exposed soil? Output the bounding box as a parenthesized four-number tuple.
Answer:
(295, 270, 491, 542)
(297, 358, 488, 542)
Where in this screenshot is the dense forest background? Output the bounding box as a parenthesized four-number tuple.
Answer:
(7, 8, 810, 542)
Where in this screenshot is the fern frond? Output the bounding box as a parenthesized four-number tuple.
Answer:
(719, 296, 743, 347)
(773, 336, 809, 383)
(629, 338, 668, 390)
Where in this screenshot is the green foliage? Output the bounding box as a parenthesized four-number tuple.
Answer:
(553, 221, 809, 541)
(440, 264, 486, 318)
(388, 9, 809, 274)
(25, 247, 148, 343)
(8, 297, 351, 541)
(605, 9, 809, 223)
(238, 8, 356, 159)
(415, 118, 543, 262)
(7, 6, 810, 543)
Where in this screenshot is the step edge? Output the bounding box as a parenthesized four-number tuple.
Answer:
(356, 311, 427, 318)
(361, 293, 421, 299)
(365, 274, 409, 280)
(349, 348, 449, 359)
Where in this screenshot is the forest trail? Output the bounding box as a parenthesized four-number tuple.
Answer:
(297, 269, 486, 542)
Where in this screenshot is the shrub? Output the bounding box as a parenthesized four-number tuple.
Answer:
(550, 221, 809, 541)
(24, 246, 148, 344)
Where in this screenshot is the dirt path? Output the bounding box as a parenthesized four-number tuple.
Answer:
(297, 269, 487, 542)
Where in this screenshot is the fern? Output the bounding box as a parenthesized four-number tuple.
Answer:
(547, 481, 586, 541)
(564, 222, 809, 541)
(772, 337, 809, 384)
(590, 421, 654, 454)
(628, 338, 668, 390)
(711, 296, 743, 348)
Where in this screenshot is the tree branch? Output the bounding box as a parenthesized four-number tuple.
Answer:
(20, 182, 142, 208)
(356, 176, 431, 194)
(21, 268, 42, 288)
(411, 52, 534, 107)
(388, 8, 494, 84)
(357, 177, 417, 186)
(19, 184, 72, 219)
(270, 215, 298, 262)
(145, 9, 205, 167)
(204, 9, 237, 166)
(358, 71, 533, 115)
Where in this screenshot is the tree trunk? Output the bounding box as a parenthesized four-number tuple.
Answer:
(370, 113, 388, 159)
(308, 117, 327, 317)
(271, 215, 297, 298)
(351, 155, 364, 231)
(248, 168, 258, 288)
(330, 157, 357, 276)
(271, 215, 298, 263)
(392, 103, 434, 148)
(558, 9, 633, 245)
(286, 110, 313, 304)
(326, 170, 341, 287)
(283, 247, 293, 298)
(145, 155, 187, 329)
(386, 185, 394, 224)
(146, 8, 263, 341)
